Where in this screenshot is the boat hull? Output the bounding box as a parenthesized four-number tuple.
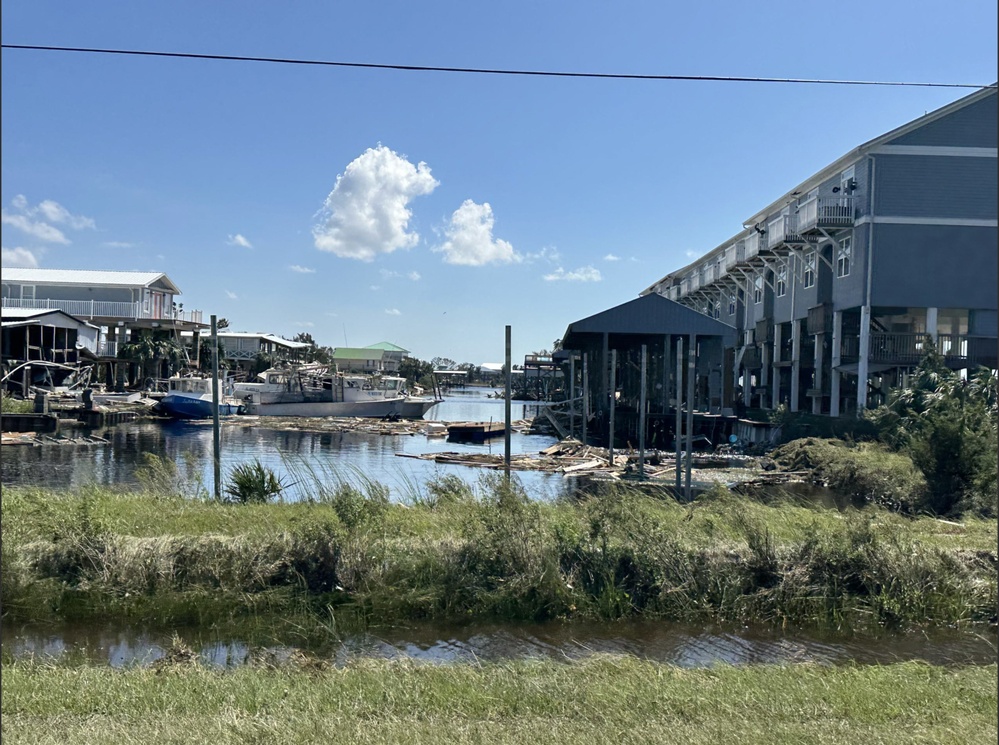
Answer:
(243, 397, 407, 418)
(399, 397, 444, 419)
(160, 394, 240, 419)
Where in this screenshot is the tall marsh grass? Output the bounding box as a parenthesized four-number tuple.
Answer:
(2, 473, 995, 632)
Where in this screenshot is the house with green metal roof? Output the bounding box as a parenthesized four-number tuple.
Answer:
(331, 347, 389, 373)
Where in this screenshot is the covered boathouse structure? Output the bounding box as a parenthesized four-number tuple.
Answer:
(558, 292, 740, 452)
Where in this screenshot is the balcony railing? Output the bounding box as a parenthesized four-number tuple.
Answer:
(724, 242, 745, 270)
(766, 214, 805, 249)
(744, 232, 763, 260)
(798, 196, 856, 233)
(839, 333, 980, 366)
(2, 297, 203, 324)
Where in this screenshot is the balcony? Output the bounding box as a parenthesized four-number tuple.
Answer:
(755, 320, 774, 344)
(798, 196, 856, 234)
(766, 214, 805, 250)
(2, 297, 204, 325)
(839, 333, 991, 368)
(744, 233, 764, 261)
(724, 241, 745, 270)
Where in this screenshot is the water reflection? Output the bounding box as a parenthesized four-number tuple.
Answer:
(3, 620, 995, 669)
(1, 390, 569, 501)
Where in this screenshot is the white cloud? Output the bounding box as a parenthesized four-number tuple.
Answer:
(379, 269, 400, 279)
(36, 200, 96, 230)
(543, 266, 602, 282)
(225, 290, 238, 300)
(385, 308, 402, 316)
(685, 249, 698, 258)
(104, 241, 134, 249)
(1, 196, 95, 244)
(313, 144, 439, 262)
(434, 200, 519, 266)
(289, 265, 315, 274)
(295, 321, 315, 327)
(604, 253, 621, 262)
(407, 271, 421, 281)
(1, 247, 40, 267)
(227, 234, 253, 249)
(1, 211, 69, 244)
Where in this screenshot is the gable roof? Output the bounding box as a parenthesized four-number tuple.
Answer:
(332, 347, 386, 361)
(562, 293, 736, 349)
(2, 268, 182, 294)
(217, 332, 310, 349)
(363, 342, 410, 353)
(1, 307, 99, 329)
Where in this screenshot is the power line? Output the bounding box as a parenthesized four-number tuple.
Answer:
(2, 44, 995, 89)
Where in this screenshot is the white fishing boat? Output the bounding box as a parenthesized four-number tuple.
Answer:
(235, 365, 408, 418)
(378, 375, 444, 419)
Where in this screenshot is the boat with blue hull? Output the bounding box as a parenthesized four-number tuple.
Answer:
(159, 374, 242, 419)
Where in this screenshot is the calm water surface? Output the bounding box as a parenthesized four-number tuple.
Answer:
(1, 389, 569, 500)
(3, 620, 994, 669)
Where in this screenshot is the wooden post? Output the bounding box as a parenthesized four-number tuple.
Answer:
(608, 349, 616, 464)
(504, 325, 512, 475)
(638, 344, 647, 478)
(675, 337, 683, 494)
(569, 354, 576, 439)
(582, 353, 589, 445)
(211, 315, 221, 501)
(685, 334, 696, 500)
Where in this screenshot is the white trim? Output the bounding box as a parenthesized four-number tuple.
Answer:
(855, 215, 998, 227)
(872, 145, 997, 158)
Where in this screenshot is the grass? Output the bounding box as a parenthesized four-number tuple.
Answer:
(2, 477, 996, 632)
(2, 656, 996, 744)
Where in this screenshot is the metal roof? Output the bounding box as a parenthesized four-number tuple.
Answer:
(2, 268, 182, 294)
(332, 347, 386, 360)
(363, 341, 410, 353)
(217, 332, 310, 348)
(0, 307, 99, 329)
(561, 293, 736, 349)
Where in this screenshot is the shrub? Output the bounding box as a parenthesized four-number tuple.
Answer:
(223, 460, 289, 504)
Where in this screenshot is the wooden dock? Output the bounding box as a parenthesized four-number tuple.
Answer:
(446, 420, 506, 443)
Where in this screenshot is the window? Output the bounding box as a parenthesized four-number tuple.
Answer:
(803, 251, 815, 289)
(776, 266, 787, 297)
(836, 236, 852, 278)
(753, 276, 763, 304)
(728, 293, 737, 316)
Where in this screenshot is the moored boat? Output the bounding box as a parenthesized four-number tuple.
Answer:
(159, 374, 242, 419)
(236, 365, 408, 418)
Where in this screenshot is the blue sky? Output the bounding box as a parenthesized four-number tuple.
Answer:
(2, 1, 996, 365)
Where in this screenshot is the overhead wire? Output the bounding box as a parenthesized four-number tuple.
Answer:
(2, 44, 995, 89)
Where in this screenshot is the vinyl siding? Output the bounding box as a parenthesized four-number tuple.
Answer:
(870, 224, 998, 309)
(887, 95, 998, 148)
(873, 155, 998, 220)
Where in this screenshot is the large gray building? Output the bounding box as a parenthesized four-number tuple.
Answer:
(643, 85, 997, 417)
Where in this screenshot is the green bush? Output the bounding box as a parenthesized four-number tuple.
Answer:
(771, 438, 928, 513)
(223, 460, 289, 504)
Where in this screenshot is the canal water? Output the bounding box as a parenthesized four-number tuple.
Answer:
(2, 619, 994, 669)
(1, 388, 569, 501)
(4, 387, 996, 670)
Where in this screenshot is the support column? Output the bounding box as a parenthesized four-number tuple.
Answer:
(771, 323, 782, 408)
(831, 311, 842, 417)
(790, 319, 801, 412)
(812, 333, 824, 415)
(857, 306, 871, 411)
(760, 343, 770, 409)
(926, 307, 939, 345)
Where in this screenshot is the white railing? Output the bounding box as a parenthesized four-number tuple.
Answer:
(690, 273, 701, 291)
(1, 297, 203, 324)
(744, 232, 763, 260)
(97, 341, 119, 357)
(798, 196, 855, 232)
(767, 214, 802, 248)
(724, 241, 745, 270)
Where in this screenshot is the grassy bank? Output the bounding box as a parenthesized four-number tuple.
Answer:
(2, 656, 996, 744)
(2, 475, 996, 632)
